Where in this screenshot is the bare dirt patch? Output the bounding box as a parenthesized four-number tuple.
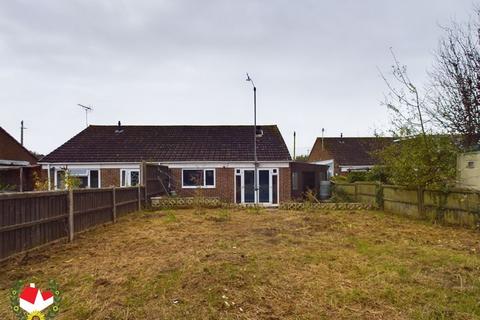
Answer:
(1, 209, 480, 319)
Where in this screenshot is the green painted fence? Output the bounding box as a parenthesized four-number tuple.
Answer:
(334, 182, 480, 228)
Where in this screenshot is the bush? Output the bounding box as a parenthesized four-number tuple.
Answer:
(330, 184, 354, 203)
(377, 135, 458, 188)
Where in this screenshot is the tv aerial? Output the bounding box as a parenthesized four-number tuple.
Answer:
(77, 104, 94, 127)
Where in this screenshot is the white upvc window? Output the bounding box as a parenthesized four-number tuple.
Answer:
(55, 168, 100, 189)
(121, 169, 140, 187)
(182, 169, 215, 188)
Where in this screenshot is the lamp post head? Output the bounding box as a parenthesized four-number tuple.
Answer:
(245, 73, 255, 89)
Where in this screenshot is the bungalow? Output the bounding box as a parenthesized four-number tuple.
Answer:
(39, 124, 293, 205)
(307, 136, 393, 177)
(0, 126, 40, 192)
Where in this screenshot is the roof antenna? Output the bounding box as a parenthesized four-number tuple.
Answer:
(293, 131, 296, 161)
(20, 120, 27, 146)
(77, 104, 94, 127)
(321, 128, 325, 151)
(115, 121, 124, 134)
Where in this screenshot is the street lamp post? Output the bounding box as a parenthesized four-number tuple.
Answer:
(246, 73, 258, 204)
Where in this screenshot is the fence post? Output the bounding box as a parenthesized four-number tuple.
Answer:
(68, 189, 74, 242)
(138, 184, 142, 211)
(112, 187, 117, 223)
(354, 182, 358, 202)
(376, 183, 384, 211)
(19, 167, 24, 192)
(143, 162, 148, 208)
(417, 186, 425, 218)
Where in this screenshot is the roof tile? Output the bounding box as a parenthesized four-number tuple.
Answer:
(41, 125, 292, 163)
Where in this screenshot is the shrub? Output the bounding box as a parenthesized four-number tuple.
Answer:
(377, 135, 458, 188)
(330, 184, 354, 203)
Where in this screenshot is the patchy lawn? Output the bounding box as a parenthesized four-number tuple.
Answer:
(1, 208, 480, 319)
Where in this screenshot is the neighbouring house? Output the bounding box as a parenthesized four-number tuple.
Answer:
(0, 126, 40, 192)
(39, 124, 297, 205)
(456, 151, 480, 190)
(308, 136, 393, 177)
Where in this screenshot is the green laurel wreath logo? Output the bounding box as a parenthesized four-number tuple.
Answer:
(9, 280, 62, 320)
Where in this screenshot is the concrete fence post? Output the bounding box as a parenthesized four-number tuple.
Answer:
(68, 189, 74, 242)
(112, 187, 117, 223)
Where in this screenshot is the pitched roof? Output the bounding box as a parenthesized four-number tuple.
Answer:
(0, 127, 38, 164)
(308, 137, 393, 166)
(41, 125, 292, 163)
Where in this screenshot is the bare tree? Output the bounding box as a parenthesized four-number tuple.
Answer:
(429, 12, 480, 150)
(378, 48, 428, 141)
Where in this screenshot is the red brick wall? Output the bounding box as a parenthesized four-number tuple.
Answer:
(170, 168, 235, 202)
(40, 169, 54, 188)
(170, 167, 292, 204)
(307, 139, 332, 163)
(279, 167, 291, 203)
(101, 168, 120, 187)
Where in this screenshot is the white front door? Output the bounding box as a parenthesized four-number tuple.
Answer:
(235, 169, 279, 205)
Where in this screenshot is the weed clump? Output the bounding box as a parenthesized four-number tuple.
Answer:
(246, 205, 264, 215)
(164, 211, 177, 223)
(206, 209, 232, 222)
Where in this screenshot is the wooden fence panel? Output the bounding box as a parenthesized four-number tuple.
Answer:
(333, 182, 480, 228)
(356, 183, 378, 206)
(383, 186, 420, 218)
(424, 189, 480, 227)
(115, 187, 139, 217)
(335, 183, 356, 197)
(73, 189, 114, 233)
(0, 185, 148, 261)
(0, 192, 68, 261)
(144, 164, 169, 198)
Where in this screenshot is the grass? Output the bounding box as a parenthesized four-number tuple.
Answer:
(1, 208, 480, 319)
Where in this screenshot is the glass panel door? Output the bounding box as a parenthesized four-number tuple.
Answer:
(259, 170, 270, 203)
(244, 170, 255, 203)
(235, 175, 242, 203)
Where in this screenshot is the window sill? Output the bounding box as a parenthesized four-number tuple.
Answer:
(182, 186, 216, 189)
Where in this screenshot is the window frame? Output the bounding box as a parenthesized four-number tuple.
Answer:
(54, 168, 100, 189)
(234, 168, 279, 205)
(181, 169, 216, 189)
(120, 169, 141, 187)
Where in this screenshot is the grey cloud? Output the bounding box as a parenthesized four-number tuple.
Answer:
(0, 0, 475, 155)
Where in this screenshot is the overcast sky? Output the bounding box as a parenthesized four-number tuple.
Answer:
(0, 0, 476, 156)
